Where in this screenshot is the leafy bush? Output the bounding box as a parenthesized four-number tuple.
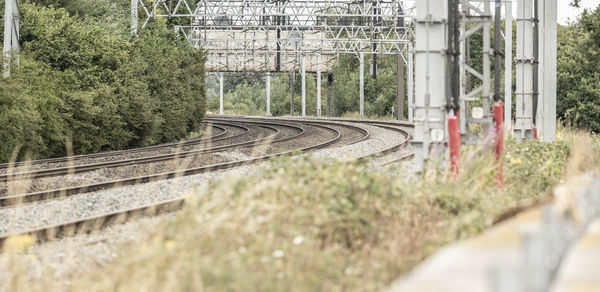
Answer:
(0, 3, 206, 162)
(557, 7, 600, 132)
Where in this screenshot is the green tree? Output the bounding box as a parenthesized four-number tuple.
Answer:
(0, 2, 206, 162)
(557, 6, 600, 133)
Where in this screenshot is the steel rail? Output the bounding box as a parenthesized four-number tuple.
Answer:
(0, 198, 185, 249)
(0, 118, 413, 248)
(208, 114, 414, 128)
(206, 116, 371, 146)
(0, 123, 344, 246)
(0, 122, 343, 209)
(356, 123, 413, 161)
(209, 115, 415, 164)
(0, 122, 299, 182)
(0, 123, 239, 171)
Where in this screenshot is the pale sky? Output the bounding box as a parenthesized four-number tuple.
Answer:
(557, 0, 599, 24)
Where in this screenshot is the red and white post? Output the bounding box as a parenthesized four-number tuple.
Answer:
(494, 101, 505, 186)
(448, 112, 461, 177)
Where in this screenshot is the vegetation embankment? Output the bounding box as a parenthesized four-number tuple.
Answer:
(3, 130, 597, 291)
(0, 1, 206, 163)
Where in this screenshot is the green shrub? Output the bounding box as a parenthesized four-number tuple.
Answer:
(0, 3, 206, 162)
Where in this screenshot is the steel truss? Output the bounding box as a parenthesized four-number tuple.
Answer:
(136, 0, 415, 72)
(459, 0, 493, 144)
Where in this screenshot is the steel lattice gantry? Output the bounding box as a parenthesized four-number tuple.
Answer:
(136, 0, 415, 72)
(134, 0, 416, 117)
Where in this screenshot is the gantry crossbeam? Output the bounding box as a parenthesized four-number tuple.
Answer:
(136, 0, 415, 72)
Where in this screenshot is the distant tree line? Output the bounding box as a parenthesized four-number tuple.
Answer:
(207, 54, 401, 118)
(0, 1, 206, 163)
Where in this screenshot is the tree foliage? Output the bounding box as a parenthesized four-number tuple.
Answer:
(557, 6, 600, 133)
(0, 2, 206, 162)
(207, 55, 401, 118)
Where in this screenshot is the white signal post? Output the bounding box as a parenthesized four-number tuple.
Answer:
(266, 72, 271, 116)
(219, 72, 224, 115)
(359, 52, 365, 119)
(317, 54, 322, 117)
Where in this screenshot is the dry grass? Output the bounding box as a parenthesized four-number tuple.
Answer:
(1, 130, 598, 292)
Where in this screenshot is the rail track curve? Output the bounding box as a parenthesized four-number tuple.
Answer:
(0, 116, 413, 248)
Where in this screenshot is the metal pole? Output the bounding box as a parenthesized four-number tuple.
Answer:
(276, 2, 281, 72)
(290, 71, 295, 116)
(458, 0, 467, 133)
(542, 0, 557, 142)
(451, 0, 460, 112)
(327, 73, 333, 117)
(301, 56, 306, 117)
(3, 0, 13, 78)
(536, 0, 545, 136)
(446, 0, 455, 111)
(11, 0, 18, 69)
(131, 0, 138, 36)
(532, 0, 540, 129)
(317, 54, 322, 117)
(515, 0, 534, 140)
(483, 0, 492, 118)
(359, 52, 365, 119)
(397, 51, 405, 120)
(494, 0, 502, 103)
(219, 72, 224, 115)
(266, 72, 271, 116)
(408, 41, 414, 123)
(413, 0, 448, 172)
(505, 1, 513, 128)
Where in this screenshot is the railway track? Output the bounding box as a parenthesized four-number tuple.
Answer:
(0, 117, 413, 249)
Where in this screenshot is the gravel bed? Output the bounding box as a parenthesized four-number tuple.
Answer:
(0, 124, 224, 175)
(0, 214, 172, 286)
(0, 118, 411, 285)
(0, 124, 289, 196)
(0, 120, 400, 236)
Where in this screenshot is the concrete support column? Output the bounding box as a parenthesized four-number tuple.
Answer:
(482, 0, 492, 118)
(301, 56, 306, 117)
(266, 72, 271, 116)
(541, 0, 557, 142)
(505, 1, 513, 129)
(397, 50, 405, 120)
(3, 0, 18, 78)
(131, 0, 138, 36)
(3, 0, 12, 78)
(515, 0, 534, 140)
(536, 0, 544, 133)
(408, 41, 414, 123)
(290, 71, 295, 116)
(359, 52, 365, 119)
(412, 0, 448, 172)
(316, 54, 322, 117)
(219, 72, 224, 115)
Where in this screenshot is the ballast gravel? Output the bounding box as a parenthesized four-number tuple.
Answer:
(0, 119, 413, 285)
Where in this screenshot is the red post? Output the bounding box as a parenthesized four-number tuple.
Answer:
(493, 101, 504, 187)
(448, 112, 461, 177)
(532, 126, 538, 140)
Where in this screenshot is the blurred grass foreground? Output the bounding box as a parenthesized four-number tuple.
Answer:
(2, 130, 599, 291)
